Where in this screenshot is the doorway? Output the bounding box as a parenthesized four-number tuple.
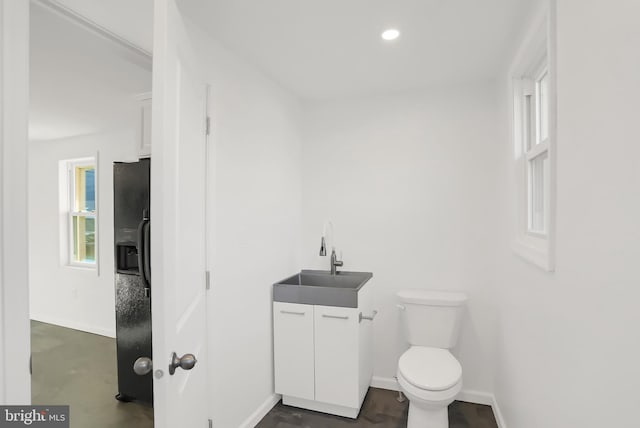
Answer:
(28, 1, 153, 426)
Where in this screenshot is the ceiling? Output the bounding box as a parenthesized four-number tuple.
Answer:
(29, 0, 540, 132)
(29, 1, 152, 141)
(53, 0, 153, 54)
(179, 0, 540, 100)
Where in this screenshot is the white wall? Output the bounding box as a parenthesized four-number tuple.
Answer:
(300, 84, 503, 398)
(494, 1, 640, 427)
(182, 3, 640, 427)
(29, 131, 138, 337)
(186, 25, 304, 428)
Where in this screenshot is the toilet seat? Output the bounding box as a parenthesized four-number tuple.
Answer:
(398, 347, 462, 391)
(397, 369, 462, 407)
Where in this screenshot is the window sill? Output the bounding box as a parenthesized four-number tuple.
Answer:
(512, 238, 554, 272)
(65, 263, 97, 272)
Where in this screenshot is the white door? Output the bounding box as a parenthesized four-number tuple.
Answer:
(0, 0, 30, 405)
(151, 0, 209, 427)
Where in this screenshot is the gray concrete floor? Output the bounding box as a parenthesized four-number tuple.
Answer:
(31, 320, 153, 428)
(257, 388, 498, 428)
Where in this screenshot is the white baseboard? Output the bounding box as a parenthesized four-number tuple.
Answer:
(239, 393, 281, 428)
(491, 394, 507, 428)
(457, 389, 494, 406)
(30, 314, 115, 338)
(240, 379, 507, 428)
(370, 376, 506, 427)
(283, 395, 359, 419)
(371, 375, 400, 391)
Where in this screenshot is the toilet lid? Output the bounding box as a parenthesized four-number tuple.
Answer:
(398, 347, 462, 391)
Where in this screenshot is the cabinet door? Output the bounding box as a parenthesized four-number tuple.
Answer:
(138, 96, 152, 157)
(314, 305, 359, 407)
(273, 302, 315, 400)
(358, 281, 374, 402)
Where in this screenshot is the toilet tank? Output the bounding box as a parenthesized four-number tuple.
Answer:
(398, 289, 467, 349)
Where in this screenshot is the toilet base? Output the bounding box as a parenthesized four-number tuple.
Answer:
(397, 370, 460, 428)
(407, 402, 448, 428)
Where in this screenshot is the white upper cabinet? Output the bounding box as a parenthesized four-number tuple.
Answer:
(136, 92, 152, 158)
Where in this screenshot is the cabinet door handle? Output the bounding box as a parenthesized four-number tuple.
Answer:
(359, 310, 378, 323)
(322, 314, 349, 320)
(280, 310, 305, 316)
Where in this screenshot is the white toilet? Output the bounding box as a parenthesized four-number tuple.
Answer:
(396, 289, 468, 428)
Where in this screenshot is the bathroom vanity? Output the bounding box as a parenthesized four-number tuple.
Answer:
(272, 270, 375, 418)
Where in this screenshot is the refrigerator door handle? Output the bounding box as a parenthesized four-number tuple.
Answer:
(137, 209, 150, 289)
(143, 219, 151, 286)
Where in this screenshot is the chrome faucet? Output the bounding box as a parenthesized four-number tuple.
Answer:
(330, 248, 343, 275)
(319, 221, 344, 275)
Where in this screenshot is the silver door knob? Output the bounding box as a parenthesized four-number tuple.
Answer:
(133, 357, 153, 376)
(169, 352, 197, 375)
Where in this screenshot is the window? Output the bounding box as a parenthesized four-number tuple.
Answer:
(64, 158, 97, 267)
(523, 65, 550, 235)
(511, 13, 555, 271)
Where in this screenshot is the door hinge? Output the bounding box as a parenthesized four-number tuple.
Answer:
(205, 270, 211, 290)
(206, 116, 211, 136)
(208, 419, 213, 428)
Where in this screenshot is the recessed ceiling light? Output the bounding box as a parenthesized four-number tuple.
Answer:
(381, 29, 400, 41)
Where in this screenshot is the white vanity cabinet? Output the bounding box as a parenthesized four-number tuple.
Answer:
(273, 279, 374, 418)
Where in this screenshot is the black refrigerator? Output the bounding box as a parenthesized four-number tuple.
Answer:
(113, 158, 153, 406)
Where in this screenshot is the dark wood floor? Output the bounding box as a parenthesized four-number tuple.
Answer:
(257, 388, 498, 428)
(31, 321, 153, 428)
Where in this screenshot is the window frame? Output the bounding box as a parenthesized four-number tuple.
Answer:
(510, 9, 556, 272)
(64, 158, 98, 269)
(525, 61, 550, 238)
